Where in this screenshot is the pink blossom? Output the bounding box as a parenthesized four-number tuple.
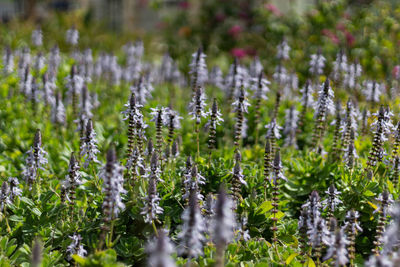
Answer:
(215, 13, 226, 23)
(392, 65, 400, 79)
(245, 47, 257, 57)
(228, 25, 242, 38)
(179, 1, 190, 9)
(230, 48, 247, 59)
(345, 31, 355, 47)
(336, 23, 346, 32)
(322, 29, 339, 45)
(265, 4, 282, 16)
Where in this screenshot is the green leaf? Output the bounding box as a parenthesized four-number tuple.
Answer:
(8, 215, 23, 222)
(368, 201, 377, 210)
(256, 201, 273, 214)
(307, 256, 316, 267)
(72, 255, 86, 264)
(19, 197, 35, 207)
(31, 208, 42, 217)
(268, 211, 285, 220)
(286, 253, 299, 265)
(364, 190, 375, 197)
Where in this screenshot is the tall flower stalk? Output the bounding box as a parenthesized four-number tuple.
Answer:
(183, 165, 205, 204)
(270, 150, 287, 252)
(343, 129, 357, 171)
(312, 79, 335, 154)
(322, 185, 342, 221)
(251, 72, 270, 144)
(272, 90, 281, 121)
(165, 108, 182, 145)
(309, 49, 326, 79)
(22, 129, 48, 193)
(141, 153, 163, 233)
(231, 150, 246, 207)
(372, 191, 393, 255)
(298, 206, 310, 264)
(343, 210, 362, 266)
(323, 226, 349, 267)
(391, 156, 400, 187)
(283, 105, 299, 147)
(212, 186, 235, 267)
(263, 138, 272, 199)
(178, 186, 205, 262)
(265, 118, 282, 158)
(122, 93, 145, 160)
(80, 119, 100, 169)
(51, 92, 66, 127)
(392, 121, 400, 159)
(189, 48, 207, 91)
(303, 191, 329, 267)
(99, 148, 126, 249)
(188, 87, 207, 158)
(66, 65, 83, 119)
(340, 100, 358, 158)
(151, 107, 167, 160)
(233, 83, 250, 148)
(63, 152, 82, 221)
(365, 106, 393, 174)
(207, 98, 223, 158)
(147, 229, 176, 267)
(331, 101, 342, 161)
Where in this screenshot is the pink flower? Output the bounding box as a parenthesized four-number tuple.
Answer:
(336, 23, 346, 32)
(345, 31, 355, 47)
(322, 29, 339, 45)
(245, 47, 257, 57)
(179, 1, 190, 9)
(230, 48, 247, 59)
(265, 4, 282, 16)
(228, 25, 242, 38)
(215, 13, 226, 23)
(392, 65, 400, 79)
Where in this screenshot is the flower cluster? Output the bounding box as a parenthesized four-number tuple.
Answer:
(66, 233, 87, 260)
(22, 130, 48, 186)
(100, 148, 126, 221)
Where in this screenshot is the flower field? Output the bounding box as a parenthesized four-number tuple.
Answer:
(1, 1, 400, 266)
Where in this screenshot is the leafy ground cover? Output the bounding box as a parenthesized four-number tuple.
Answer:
(1, 1, 400, 266)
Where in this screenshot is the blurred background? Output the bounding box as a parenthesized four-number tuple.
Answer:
(1, 0, 399, 80)
(1, 0, 315, 31)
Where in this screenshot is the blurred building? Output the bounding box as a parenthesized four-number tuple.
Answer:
(88, 0, 169, 32)
(1, 0, 316, 31)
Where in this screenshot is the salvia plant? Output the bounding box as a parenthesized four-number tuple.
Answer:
(233, 83, 250, 147)
(141, 153, 163, 227)
(206, 98, 223, 154)
(177, 186, 205, 261)
(63, 152, 82, 219)
(99, 148, 126, 248)
(312, 78, 335, 154)
(372, 191, 394, 255)
(147, 229, 176, 267)
(22, 129, 48, 191)
(309, 49, 326, 78)
(4, 5, 400, 265)
(80, 119, 100, 168)
(251, 72, 270, 144)
(269, 150, 286, 249)
(189, 47, 207, 91)
(331, 101, 342, 161)
(343, 210, 362, 266)
(366, 106, 394, 174)
(212, 186, 235, 267)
